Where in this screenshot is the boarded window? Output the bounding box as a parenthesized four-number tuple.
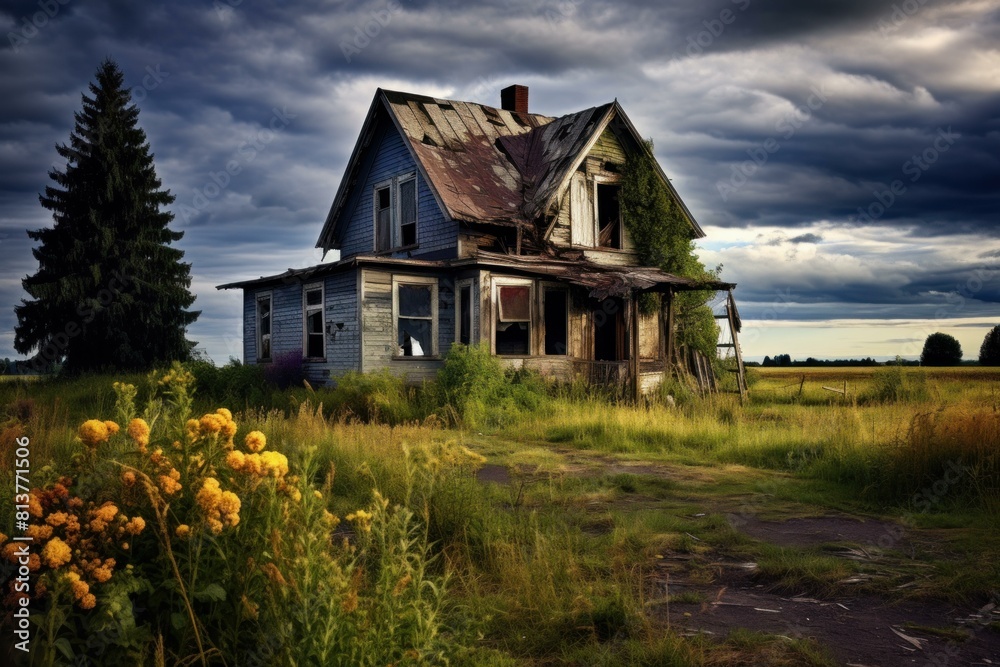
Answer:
(397, 283, 433, 356)
(375, 186, 391, 252)
(544, 289, 567, 355)
(256, 294, 271, 360)
(304, 286, 324, 359)
(398, 177, 417, 247)
(569, 172, 594, 246)
(496, 285, 531, 355)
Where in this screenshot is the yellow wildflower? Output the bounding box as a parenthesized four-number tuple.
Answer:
(199, 413, 226, 435)
(216, 407, 233, 421)
(104, 420, 120, 435)
(93, 503, 119, 523)
(79, 593, 96, 610)
(122, 471, 136, 486)
(124, 517, 146, 535)
(126, 418, 150, 448)
(46, 511, 69, 527)
(78, 419, 111, 448)
(345, 509, 373, 533)
(244, 431, 267, 453)
(92, 565, 113, 583)
(158, 471, 182, 496)
(42, 537, 72, 568)
(27, 493, 43, 518)
(175, 524, 191, 539)
(226, 450, 246, 470)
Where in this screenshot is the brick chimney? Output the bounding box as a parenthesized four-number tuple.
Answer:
(500, 84, 529, 114)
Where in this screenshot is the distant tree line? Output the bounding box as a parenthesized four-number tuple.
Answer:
(757, 355, 886, 367)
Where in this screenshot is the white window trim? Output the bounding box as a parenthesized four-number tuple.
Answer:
(492, 277, 534, 356)
(392, 275, 438, 358)
(255, 291, 272, 362)
(302, 282, 325, 360)
(373, 172, 418, 254)
(455, 278, 475, 345)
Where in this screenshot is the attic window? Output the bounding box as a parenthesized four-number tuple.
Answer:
(596, 183, 623, 249)
(374, 174, 418, 253)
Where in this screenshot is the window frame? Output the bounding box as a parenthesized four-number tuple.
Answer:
(255, 291, 272, 362)
(455, 278, 474, 346)
(492, 277, 534, 357)
(392, 275, 438, 358)
(373, 172, 419, 254)
(593, 175, 624, 250)
(302, 282, 326, 361)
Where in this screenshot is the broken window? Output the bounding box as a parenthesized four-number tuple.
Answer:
(304, 285, 324, 359)
(256, 293, 271, 361)
(375, 185, 391, 252)
(496, 284, 531, 355)
(596, 183, 622, 249)
(396, 281, 434, 356)
(544, 289, 568, 355)
(374, 175, 418, 252)
(398, 177, 417, 247)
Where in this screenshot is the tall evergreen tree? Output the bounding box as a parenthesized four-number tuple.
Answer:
(14, 59, 198, 373)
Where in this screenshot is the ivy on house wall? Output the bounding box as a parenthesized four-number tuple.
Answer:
(620, 139, 720, 358)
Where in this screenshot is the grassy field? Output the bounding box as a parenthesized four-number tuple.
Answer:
(1, 362, 998, 665)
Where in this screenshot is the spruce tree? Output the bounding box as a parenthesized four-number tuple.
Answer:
(14, 58, 198, 373)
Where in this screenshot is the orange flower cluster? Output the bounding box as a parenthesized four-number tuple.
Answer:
(2, 478, 145, 610)
(78, 420, 120, 449)
(186, 408, 238, 447)
(127, 418, 151, 451)
(225, 450, 289, 480)
(195, 478, 241, 534)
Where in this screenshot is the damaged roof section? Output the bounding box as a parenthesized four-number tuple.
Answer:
(319, 88, 703, 254)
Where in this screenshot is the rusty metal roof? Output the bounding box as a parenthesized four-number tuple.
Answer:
(318, 89, 703, 253)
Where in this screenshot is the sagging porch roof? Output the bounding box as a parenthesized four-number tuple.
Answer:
(216, 252, 733, 302)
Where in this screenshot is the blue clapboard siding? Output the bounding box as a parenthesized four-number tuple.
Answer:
(360, 269, 455, 383)
(339, 122, 457, 260)
(242, 271, 360, 386)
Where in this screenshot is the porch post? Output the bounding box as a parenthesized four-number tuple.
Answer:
(629, 295, 640, 403)
(663, 288, 675, 374)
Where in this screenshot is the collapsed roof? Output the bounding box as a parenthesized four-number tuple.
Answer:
(317, 88, 704, 254)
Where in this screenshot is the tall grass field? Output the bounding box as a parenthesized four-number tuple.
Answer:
(1, 353, 998, 665)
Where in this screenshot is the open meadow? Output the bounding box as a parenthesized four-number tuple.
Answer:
(1, 358, 998, 666)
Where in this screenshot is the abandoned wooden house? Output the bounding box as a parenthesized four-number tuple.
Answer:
(218, 85, 743, 397)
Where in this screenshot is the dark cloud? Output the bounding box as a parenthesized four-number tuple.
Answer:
(1, 0, 998, 362)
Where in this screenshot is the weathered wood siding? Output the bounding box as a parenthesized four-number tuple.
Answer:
(360, 269, 455, 383)
(548, 126, 637, 262)
(339, 122, 456, 260)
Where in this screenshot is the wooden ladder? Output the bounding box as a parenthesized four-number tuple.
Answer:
(715, 289, 748, 399)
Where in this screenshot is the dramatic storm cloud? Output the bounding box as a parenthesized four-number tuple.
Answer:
(1, 0, 997, 363)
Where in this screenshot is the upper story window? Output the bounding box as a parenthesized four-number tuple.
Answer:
(303, 283, 325, 360)
(596, 182, 622, 249)
(374, 173, 418, 253)
(256, 292, 271, 361)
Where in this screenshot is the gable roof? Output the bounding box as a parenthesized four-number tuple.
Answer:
(317, 89, 704, 254)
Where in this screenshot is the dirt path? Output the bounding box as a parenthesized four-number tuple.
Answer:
(476, 448, 1000, 666)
